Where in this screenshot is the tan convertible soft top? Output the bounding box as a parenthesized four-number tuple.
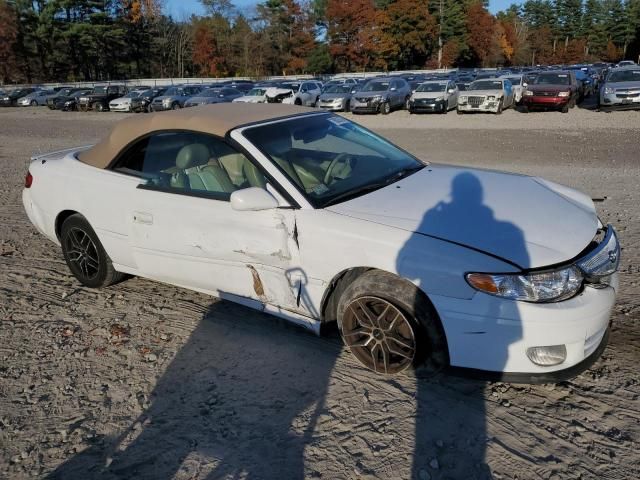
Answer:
(78, 103, 312, 169)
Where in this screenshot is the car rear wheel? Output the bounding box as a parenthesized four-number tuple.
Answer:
(337, 270, 448, 375)
(60, 214, 125, 288)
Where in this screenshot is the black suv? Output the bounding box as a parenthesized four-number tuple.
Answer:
(78, 85, 128, 112)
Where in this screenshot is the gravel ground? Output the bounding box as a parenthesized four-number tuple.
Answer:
(0, 105, 639, 480)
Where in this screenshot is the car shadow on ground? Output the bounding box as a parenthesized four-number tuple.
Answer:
(47, 175, 526, 480)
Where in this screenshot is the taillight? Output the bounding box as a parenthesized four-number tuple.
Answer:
(25, 171, 33, 188)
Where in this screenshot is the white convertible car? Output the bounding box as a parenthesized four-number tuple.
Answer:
(23, 104, 619, 380)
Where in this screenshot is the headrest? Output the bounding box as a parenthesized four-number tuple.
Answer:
(176, 143, 210, 170)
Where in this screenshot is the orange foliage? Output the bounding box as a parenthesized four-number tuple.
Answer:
(192, 22, 227, 76)
(466, 2, 496, 66)
(604, 40, 623, 62)
(326, 0, 378, 71)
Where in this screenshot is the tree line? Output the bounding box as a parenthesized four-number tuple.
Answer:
(1, 0, 639, 84)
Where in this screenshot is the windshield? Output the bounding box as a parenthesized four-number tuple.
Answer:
(243, 114, 424, 208)
(533, 73, 571, 85)
(608, 70, 640, 82)
(469, 80, 502, 90)
(164, 87, 183, 96)
(325, 85, 351, 94)
(92, 86, 107, 94)
(416, 83, 447, 92)
(124, 91, 141, 98)
(200, 89, 223, 97)
(362, 81, 390, 92)
(279, 82, 300, 91)
(247, 88, 266, 96)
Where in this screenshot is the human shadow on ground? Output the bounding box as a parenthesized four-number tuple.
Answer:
(397, 172, 528, 479)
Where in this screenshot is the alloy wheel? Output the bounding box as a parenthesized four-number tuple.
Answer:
(341, 296, 416, 374)
(64, 227, 100, 281)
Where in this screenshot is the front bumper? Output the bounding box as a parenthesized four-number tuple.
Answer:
(409, 100, 445, 112)
(150, 103, 172, 111)
(318, 101, 345, 111)
(458, 101, 500, 113)
(600, 92, 640, 109)
(523, 96, 569, 108)
(0, 99, 15, 106)
(351, 99, 382, 113)
(431, 278, 617, 378)
(109, 103, 131, 112)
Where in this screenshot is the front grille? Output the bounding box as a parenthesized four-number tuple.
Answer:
(616, 92, 639, 98)
(536, 91, 558, 97)
(356, 97, 372, 103)
(468, 96, 484, 106)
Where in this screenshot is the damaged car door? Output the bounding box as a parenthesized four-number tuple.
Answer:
(114, 131, 302, 310)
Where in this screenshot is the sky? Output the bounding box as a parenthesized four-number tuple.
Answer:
(165, 0, 522, 20)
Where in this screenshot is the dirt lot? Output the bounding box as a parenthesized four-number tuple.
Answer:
(1, 105, 639, 480)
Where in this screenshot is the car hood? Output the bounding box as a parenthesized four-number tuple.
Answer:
(528, 84, 569, 92)
(326, 165, 597, 269)
(234, 95, 264, 102)
(607, 81, 640, 90)
(111, 97, 131, 104)
(265, 87, 295, 97)
(353, 91, 386, 98)
(463, 89, 503, 96)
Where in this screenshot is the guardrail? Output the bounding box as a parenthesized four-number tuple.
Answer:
(1, 69, 460, 90)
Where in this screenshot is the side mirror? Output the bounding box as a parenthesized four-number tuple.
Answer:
(230, 187, 279, 211)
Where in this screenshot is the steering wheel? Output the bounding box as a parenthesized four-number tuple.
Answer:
(324, 152, 353, 185)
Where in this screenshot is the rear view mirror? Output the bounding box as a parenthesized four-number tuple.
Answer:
(230, 187, 279, 211)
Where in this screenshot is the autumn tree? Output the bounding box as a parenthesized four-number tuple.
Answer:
(466, 1, 499, 66)
(326, 0, 378, 71)
(0, 0, 18, 82)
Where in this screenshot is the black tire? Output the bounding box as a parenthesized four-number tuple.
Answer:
(344, 99, 350, 112)
(30, 100, 37, 106)
(172, 102, 181, 110)
(561, 102, 569, 113)
(404, 96, 411, 110)
(456, 108, 463, 115)
(337, 270, 448, 375)
(496, 99, 503, 115)
(60, 214, 125, 288)
(521, 105, 529, 113)
(440, 100, 448, 114)
(94, 102, 105, 112)
(380, 101, 391, 115)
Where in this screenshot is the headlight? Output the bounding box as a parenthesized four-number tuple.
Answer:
(371, 95, 384, 102)
(64, 101, 72, 105)
(524, 90, 534, 96)
(459, 96, 467, 102)
(435, 96, 444, 101)
(487, 95, 496, 100)
(604, 87, 615, 94)
(466, 265, 583, 302)
(557, 91, 571, 97)
(162, 99, 171, 105)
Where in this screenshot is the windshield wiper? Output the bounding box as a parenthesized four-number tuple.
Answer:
(323, 165, 425, 208)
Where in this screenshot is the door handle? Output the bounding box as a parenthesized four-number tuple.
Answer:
(133, 212, 153, 225)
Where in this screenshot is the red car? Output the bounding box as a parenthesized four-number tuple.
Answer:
(522, 71, 579, 113)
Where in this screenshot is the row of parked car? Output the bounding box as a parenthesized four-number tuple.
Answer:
(2, 62, 638, 115)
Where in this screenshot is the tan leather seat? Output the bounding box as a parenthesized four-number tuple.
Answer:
(173, 143, 235, 193)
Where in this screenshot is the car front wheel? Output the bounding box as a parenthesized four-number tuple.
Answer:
(380, 101, 391, 115)
(337, 270, 448, 375)
(60, 214, 125, 288)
